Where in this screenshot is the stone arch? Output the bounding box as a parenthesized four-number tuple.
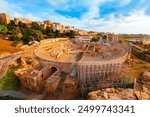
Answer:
(51, 67, 57, 74)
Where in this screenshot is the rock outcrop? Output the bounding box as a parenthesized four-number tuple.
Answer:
(88, 88, 137, 100)
(20, 57, 40, 69)
(88, 71, 150, 100)
(134, 71, 150, 100)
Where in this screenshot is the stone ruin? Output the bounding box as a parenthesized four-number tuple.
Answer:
(88, 71, 150, 100)
(14, 38, 131, 99)
(88, 88, 136, 100)
(14, 56, 80, 99)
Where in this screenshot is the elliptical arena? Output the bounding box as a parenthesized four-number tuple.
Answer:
(12, 34, 130, 99)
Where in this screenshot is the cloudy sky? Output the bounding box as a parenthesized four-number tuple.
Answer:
(0, 0, 150, 34)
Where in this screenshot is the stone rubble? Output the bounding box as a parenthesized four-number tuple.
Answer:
(88, 88, 136, 100)
(134, 71, 150, 100)
(88, 71, 150, 100)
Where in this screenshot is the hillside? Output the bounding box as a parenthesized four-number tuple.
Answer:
(0, 38, 21, 55)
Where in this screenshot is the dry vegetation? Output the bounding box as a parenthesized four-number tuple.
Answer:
(125, 55, 150, 80)
(0, 38, 21, 55)
(114, 55, 150, 86)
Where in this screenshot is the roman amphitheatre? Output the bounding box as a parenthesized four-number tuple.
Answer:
(0, 34, 131, 99)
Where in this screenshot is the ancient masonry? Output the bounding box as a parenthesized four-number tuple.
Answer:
(13, 36, 130, 99)
(78, 63, 122, 96)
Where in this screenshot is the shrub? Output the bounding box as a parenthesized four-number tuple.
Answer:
(0, 24, 8, 34)
(0, 67, 20, 90)
(11, 41, 23, 47)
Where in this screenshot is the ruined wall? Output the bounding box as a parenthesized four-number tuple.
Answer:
(39, 60, 74, 74)
(33, 38, 131, 97)
(77, 62, 123, 96)
(77, 47, 130, 96)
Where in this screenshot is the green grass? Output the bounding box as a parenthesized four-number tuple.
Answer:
(11, 41, 23, 47)
(0, 67, 20, 90)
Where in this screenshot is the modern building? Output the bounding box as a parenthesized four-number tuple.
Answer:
(42, 20, 53, 29)
(64, 26, 75, 33)
(76, 30, 88, 35)
(74, 35, 93, 44)
(0, 13, 10, 24)
(53, 22, 64, 32)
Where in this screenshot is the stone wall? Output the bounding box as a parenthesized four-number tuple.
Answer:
(39, 60, 74, 74)
(15, 68, 45, 92)
(131, 46, 150, 63)
(45, 71, 61, 95)
(33, 38, 131, 97)
(77, 62, 123, 96)
(77, 45, 130, 96)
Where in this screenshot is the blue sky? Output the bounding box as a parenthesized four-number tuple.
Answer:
(0, 0, 150, 34)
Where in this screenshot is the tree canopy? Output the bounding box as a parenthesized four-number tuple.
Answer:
(22, 29, 43, 44)
(0, 24, 8, 34)
(65, 30, 76, 38)
(31, 22, 41, 30)
(92, 35, 100, 42)
(0, 20, 77, 44)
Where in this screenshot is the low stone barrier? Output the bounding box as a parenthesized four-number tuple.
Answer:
(0, 90, 27, 100)
(131, 46, 150, 63)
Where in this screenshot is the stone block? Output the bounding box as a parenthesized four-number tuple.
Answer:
(45, 75, 60, 94)
(62, 76, 78, 94)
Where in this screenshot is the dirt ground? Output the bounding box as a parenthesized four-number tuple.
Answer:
(0, 38, 21, 55)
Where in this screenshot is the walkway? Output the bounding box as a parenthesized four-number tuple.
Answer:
(0, 54, 21, 79)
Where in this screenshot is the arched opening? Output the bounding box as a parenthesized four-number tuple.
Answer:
(49, 67, 57, 76)
(51, 67, 57, 74)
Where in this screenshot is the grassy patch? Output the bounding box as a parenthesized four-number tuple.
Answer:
(11, 41, 23, 47)
(0, 67, 20, 90)
(127, 57, 150, 80)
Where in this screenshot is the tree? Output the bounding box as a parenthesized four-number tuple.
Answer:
(18, 21, 27, 29)
(43, 26, 55, 38)
(43, 26, 51, 34)
(65, 30, 76, 38)
(0, 24, 8, 34)
(11, 32, 22, 41)
(22, 29, 43, 44)
(11, 34, 19, 41)
(7, 20, 16, 31)
(22, 29, 33, 44)
(32, 29, 44, 41)
(55, 30, 61, 37)
(48, 32, 55, 38)
(92, 35, 100, 42)
(31, 22, 41, 30)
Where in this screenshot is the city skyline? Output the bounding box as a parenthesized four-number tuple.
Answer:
(0, 0, 150, 34)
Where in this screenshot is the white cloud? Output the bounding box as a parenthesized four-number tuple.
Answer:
(0, 0, 10, 13)
(52, 0, 150, 34)
(45, 8, 150, 34)
(46, 0, 81, 10)
(120, 0, 131, 6)
(0, 0, 42, 21)
(0, 0, 150, 34)
(90, 10, 150, 34)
